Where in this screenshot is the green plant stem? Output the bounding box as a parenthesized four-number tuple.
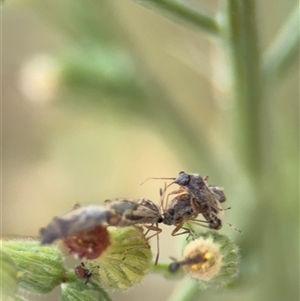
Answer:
(166, 277, 204, 301)
(151, 262, 184, 279)
(152, 262, 170, 274)
(262, 5, 300, 83)
(133, 0, 220, 35)
(221, 0, 263, 181)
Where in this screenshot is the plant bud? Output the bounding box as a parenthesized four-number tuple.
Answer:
(171, 232, 240, 286)
(90, 226, 152, 290)
(2, 239, 66, 294)
(0, 248, 19, 299)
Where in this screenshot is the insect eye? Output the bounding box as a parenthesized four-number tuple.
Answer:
(168, 209, 175, 216)
(175, 172, 190, 186)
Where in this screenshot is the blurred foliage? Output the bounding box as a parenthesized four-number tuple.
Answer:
(3, 0, 299, 301)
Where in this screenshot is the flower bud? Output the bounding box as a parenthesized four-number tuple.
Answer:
(89, 226, 152, 290)
(170, 231, 240, 286)
(2, 239, 66, 294)
(0, 248, 19, 299)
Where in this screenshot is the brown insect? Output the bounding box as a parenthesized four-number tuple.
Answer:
(40, 199, 163, 245)
(40, 172, 239, 266)
(105, 198, 163, 230)
(40, 198, 163, 263)
(105, 198, 163, 264)
(159, 185, 220, 237)
(75, 262, 99, 284)
(143, 171, 240, 233)
(40, 205, 110, 245)
(161, 188, 199, 236)
(174, 174, 239, 232)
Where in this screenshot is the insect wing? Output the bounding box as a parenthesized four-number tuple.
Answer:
(135, 198, 163, 223)
(209, 185, 226, 203)
(163, 193, 194, 226)
(106, 198, 162, 225)
(40, 205, 109, 245)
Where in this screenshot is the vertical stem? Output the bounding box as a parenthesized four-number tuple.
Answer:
(166, 277, 204, 301)
(166, 3, 265, 300)
(263, 6, 300, 83)
(133, 0, 220, 35)
(222, 0, 263, 180)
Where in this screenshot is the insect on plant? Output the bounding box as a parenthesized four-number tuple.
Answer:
(159, 184, 222, 237)
(40, 198, 162, 244)
(142, 171, 241, 233)
(168, 254, 204, 274)
(160, 186, 199, 236)
(40, 172, 239, 266)
(75, 262, 99, 284)
(40, 198, 163, 263)
(105, 198, 163, 264)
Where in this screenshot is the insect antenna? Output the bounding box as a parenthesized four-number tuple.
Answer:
(223, 219, 242, 233)
(211, 205, 232, 212)
(211, 211, 242, 233)
(140, 177, 176, 186)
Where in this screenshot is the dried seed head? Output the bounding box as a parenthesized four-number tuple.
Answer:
(178, 232, 240, 286)
(90, 226, 152, 290)
(63, 224, 110, 260)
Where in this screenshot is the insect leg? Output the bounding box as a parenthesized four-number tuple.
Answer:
(171, 222, 192, 237)
(144, 223, 162, 265)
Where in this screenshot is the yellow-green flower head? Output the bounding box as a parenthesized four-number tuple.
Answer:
(182, 236, 222, 281)
(85, 226, 152, 290)
(2, 239, 66, 294)
(0, 248, 19, 299)
(170, 231, 240, 286)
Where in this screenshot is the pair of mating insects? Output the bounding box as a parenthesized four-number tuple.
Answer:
(41, 171, 240, 265)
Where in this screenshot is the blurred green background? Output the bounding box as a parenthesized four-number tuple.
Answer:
(2, 1, 299, 301)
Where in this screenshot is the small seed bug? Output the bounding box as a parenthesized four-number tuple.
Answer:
(168, 254, 204, 273)
(75, 262, 99, 284)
